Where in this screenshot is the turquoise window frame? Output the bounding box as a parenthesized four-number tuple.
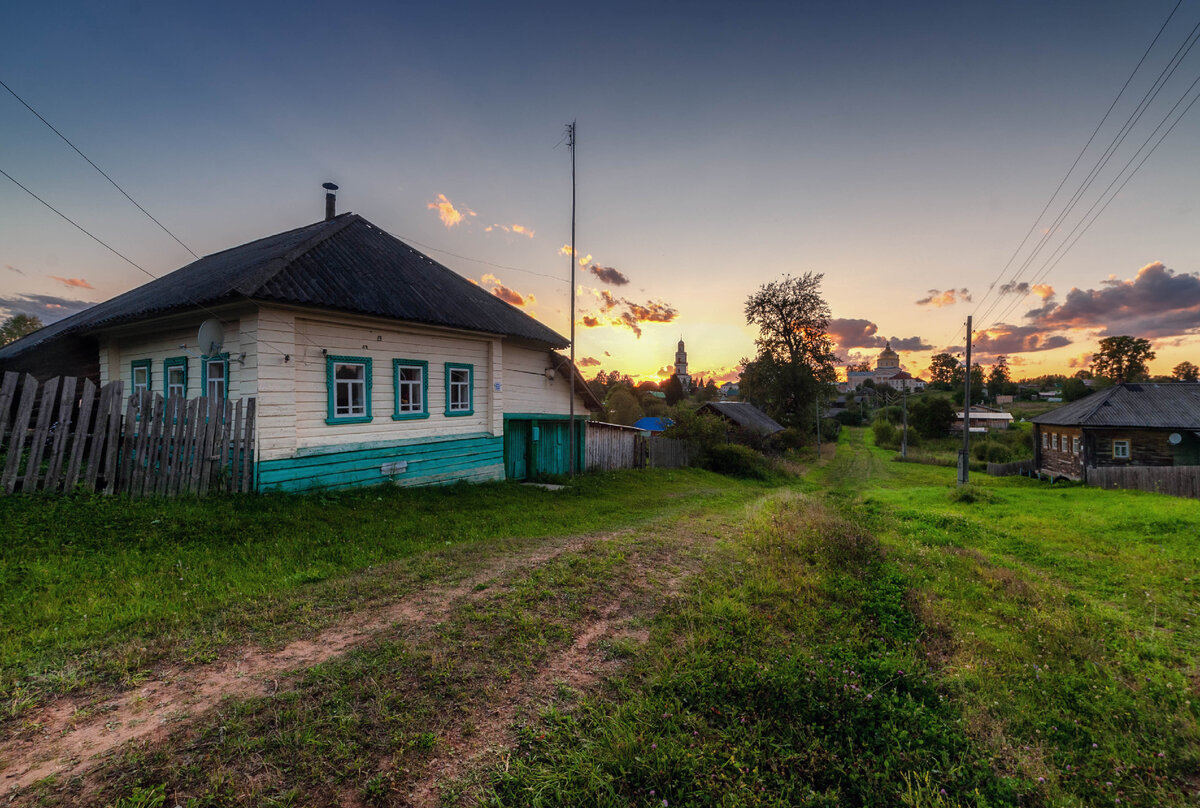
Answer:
(392, 358, 429, 421)
(163, 356, 188, 398)
(444, 362, 474, 417)
(326, 354, 373, 424)
(201, 353, 230, 401)
(130, 358, 152, 395)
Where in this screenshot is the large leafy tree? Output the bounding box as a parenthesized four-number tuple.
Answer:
(1091, 336, 1155, 383)
(927, 353, 959, 388)
(987, 355, 1011, 396)
(1172, 361, 1199, 382)
(0, 314, 43, 347)
(741, 273, 838, 428)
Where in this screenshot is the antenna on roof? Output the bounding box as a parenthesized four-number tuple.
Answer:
(323, 182, 339, 221)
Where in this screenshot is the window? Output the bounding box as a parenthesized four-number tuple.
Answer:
(393, 359, 429, 420)
(202, 353, 229, 400)
(445, 363, 474, 416)
(1041, 432, 1048, 448)
(1052, 434, 1059, 450)
(164, 357, 187, 398)
(1113, 439, 1131, 459)
(1072, 436, 1081, 454)
(326, 355, 372, 424)
(131, 359, 152, 395)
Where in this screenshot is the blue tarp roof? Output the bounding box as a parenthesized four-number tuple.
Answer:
(633, 416, 674, 432)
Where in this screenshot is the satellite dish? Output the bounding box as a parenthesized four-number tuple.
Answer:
(1168, 432, 1182, 445)
(197, 319, 224, 356)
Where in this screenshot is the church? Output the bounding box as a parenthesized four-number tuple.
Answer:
(672, 339, 692, 389)
(842, 342, 926, 392)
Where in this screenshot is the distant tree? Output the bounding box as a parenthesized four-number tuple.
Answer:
(1092, 336, 1155, 383)
(741, 273, 838, 429)
(1172, 361, 1199, 382)
(846, 361, 872, 373)
(698, 378, 719, 402)
(1061, 378, 1090, 402)
(605, 387, 643, 425)
(927, 353, 959, 389)
(664, 375, 685, 406)
(1073, 369, 1093, 380)
(0, 314, 43, 347)
(987, 355, 1012, 396)
(908, 396, 955, 439)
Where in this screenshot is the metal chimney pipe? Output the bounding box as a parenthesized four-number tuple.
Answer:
(322, 182, 339, 221)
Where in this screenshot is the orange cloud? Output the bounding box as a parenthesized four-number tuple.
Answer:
(581, 315, 600, 327)
(427, 194, 474, 227)
(1033, 283, 1055, 300)
(486, 223, 535, 238)
(49, 276, 94, 289)
(481, 273, 533, 307)
(915, 288, 970, 307)
(578, 356, 601, 367)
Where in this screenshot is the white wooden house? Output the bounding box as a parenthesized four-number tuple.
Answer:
(0, 210, 601, 491)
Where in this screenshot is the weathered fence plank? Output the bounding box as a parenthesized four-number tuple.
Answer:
(22, 376, 61, 492)
(987, 458, 1035, 477)
(3, 375, 39, 493)
(86, 381, 113, 492)
(43, 376, 77, 491)
(229, 398, 244, 493)
(64, 378, 97, 491)
(0, 371, 20, 456)
(241, 397, 256, 493)
(648, 436, 696, 469)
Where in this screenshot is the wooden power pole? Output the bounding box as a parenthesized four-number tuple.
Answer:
(958, 315, 972, 485)
(567, 121, 577, 477)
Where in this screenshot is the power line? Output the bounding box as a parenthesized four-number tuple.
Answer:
(390, 232, 571, 284)
(0, 77, 200, 260)
(969, 0, 1186, 324)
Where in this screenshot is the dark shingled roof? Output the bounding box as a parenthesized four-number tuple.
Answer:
(1031, 383, 1200, 429)
(0, 214, 567, 361)
(698, 401, 785, 435)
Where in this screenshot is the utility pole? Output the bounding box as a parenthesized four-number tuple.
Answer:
(958, 315, 972, 485)
(567, 121, 577, 477)
(815, 396, 821, 457)
(901, 387, 908, 459)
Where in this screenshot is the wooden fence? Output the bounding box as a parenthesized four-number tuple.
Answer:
(1085, 465, 1200, 499)
(648, 436, 698, 469)
(585, 421, 646, 471)
(986, 459, 1036, 477)
(0, 371, 256, 496)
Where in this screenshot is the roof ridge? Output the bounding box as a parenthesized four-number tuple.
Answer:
(1076, 383, 1123, 421)
(235, 213, 360, 296)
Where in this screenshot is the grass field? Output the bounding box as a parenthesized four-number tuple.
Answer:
(3, 432, 1198, 807)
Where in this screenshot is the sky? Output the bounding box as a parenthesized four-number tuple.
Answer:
(3, 0, 1199, 383)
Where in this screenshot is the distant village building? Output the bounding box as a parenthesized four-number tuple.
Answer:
(841, 341, 926, 393)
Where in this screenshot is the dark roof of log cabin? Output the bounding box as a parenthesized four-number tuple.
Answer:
(1032, 382, 1200, 429)
(0, 214, 568, 363)
(698, 401, 785, 435)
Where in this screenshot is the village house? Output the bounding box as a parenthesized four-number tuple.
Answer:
(1031, 382, 1200, 481)
(954, 405, 1015, 433)
(841, 342, 927, 393)
(697, 401, 784, 436)
(0, 203, 601, 491)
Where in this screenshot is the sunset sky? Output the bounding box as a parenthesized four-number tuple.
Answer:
(3, 1, 1199, 383)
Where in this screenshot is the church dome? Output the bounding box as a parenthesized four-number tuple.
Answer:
(876, 341, 900, 369)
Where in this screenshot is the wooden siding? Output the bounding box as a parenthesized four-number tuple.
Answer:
(1034, 424, 1085, 479)
(256, 432, 503, 492)
(253, 307, 298, 461)
(503, 344, 591, 416)
(98, 315, 247, 402)
(585, 422, 645, 471)
(290, 314, 493, 455)
(1086, 465, 1200, 499)
(1085, 427, 1178, 469)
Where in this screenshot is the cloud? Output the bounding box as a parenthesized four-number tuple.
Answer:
(827, 318, 884, 349)
(1024, 261, 1200, 339)
(887, 336, 933, 351)
(972, 324, 1072, 354)
(694, 365, 743, 383)
(915, 288, 971, 307)
(587, 265, 630, 286)
(49, 276, 95, 289)
(1066, 354, 1092, 369)
(998, 281, 1055, 300)
(0, 293, 95, 323)
(581, 315, 600, 327)
(558, 244, 575, 257)
(578, 356, 601, 367)
(6, 264, 25, 275)
(479, 273, 533, 307)
(427, 193, 475, 228)
(485, 223, 535, 238)
(596, 289, 620, 311)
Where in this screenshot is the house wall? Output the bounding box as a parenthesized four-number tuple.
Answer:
(254, 310, 502, 491)
(97, 313, 249, 401)
(1085, 428, 1177, 469)
(1034, 424, 1085, 479)
(502, 343, 581, 416)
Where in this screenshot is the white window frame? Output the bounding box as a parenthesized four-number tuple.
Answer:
(326, 355, 373, 424)
(1112, 439, 1131, 460)
(1072, 436, 1081, 454)
(165, 358, 187, 399)
(445, 363, 474, 416)
(203, 355, 228, 401)
(393, 359, 428, 420)
(131, 359, 151, 396)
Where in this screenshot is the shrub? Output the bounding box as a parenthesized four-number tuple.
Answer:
(705, 444, 773, 479)
(872, 418, 899, 449)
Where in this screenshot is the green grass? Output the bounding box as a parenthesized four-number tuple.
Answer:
(0, 469, 765, 715)
(814, 428, 1200, 806)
